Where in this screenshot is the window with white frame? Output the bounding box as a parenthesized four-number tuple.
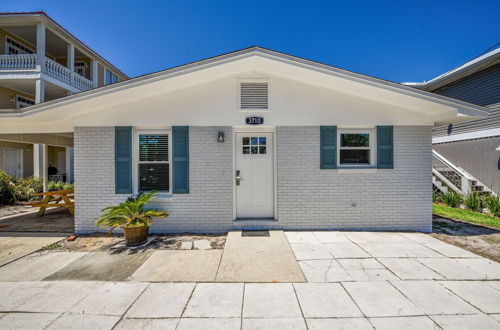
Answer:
(338, 129, 374, 166)
(6, 37, 34, 55)
(105, 69, 119, 85)
(135, 132, 170, 192)
(16, 95, 35, 109)
(74, 61, 86, 77)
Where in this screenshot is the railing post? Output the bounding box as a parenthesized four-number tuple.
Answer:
(461, 177, 471, 195)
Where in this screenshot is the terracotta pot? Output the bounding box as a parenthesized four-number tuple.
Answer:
(122, 226, 149, 246)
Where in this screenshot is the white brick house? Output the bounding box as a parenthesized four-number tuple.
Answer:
(0, 47, 490, 233)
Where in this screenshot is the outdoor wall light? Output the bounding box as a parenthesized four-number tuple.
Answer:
(217, 131, 225, 143)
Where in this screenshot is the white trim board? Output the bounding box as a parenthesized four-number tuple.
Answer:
(433, 128, 500, 144)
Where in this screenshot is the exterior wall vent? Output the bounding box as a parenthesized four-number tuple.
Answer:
(240, 82, 268, 110)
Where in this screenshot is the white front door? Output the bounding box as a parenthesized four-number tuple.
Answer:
(5, 148, 22, 177)
(235, 133, 274, 218)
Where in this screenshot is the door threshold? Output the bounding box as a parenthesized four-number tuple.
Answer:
(234, 217, 277, 222)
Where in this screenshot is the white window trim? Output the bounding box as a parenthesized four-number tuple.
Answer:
(238, 78, 270, 112)
(15, 95, 35, 109)
(337, 128, 376, 168)
(5, 36, 34, 55)
(132, 129, 172, 195)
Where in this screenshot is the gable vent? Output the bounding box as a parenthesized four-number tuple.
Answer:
(240, 82, 268, 110)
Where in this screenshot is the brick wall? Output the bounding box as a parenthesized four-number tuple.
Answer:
(74, 125, 432, 233)
(74, 127, 127, 233)
(74, 126, 233, 234)
(276, 126, 433, 232)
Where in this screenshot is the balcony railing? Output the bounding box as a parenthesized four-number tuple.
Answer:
(0, 54, 37, 70)
(44, 57, 71, 84)
(0, 54, 96, 91)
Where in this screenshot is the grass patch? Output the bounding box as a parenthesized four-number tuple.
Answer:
(42, 242, 61, 250)
(433, 203, 500, 229)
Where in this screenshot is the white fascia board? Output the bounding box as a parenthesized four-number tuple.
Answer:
(433, 128, 500, 144)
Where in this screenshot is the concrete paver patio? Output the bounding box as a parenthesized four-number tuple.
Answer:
(0, 230, 499, 329)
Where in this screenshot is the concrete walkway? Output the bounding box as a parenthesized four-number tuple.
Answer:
(0, 234, 65, 267)
(286, 231, 500, 282)
(0, 231, 499, 328)
(216, 230, 305, 282)
(0, 208, 74, 233)
(0, 280, 499, 329)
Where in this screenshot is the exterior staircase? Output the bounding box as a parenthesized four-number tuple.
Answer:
(432, 150, 493, 196)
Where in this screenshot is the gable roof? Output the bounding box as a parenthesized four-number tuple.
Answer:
(0, 46, 490, 129)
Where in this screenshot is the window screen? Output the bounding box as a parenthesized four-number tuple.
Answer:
(339, 133, 371, 165)
(138, 134, 169, 191)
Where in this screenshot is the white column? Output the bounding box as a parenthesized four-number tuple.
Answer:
(35, 23, 46, 104)
(67, 43, 75, 86)
(36, 23, 45, 72)
(33, 144, 48, 191)
(35, 78, 45, 104)
(65, 147, 74, 183)
(91, 59, 98, 88)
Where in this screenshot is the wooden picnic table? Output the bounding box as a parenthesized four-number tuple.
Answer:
(30, 189, 74, 216)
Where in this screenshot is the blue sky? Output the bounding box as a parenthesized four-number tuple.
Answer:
(2, 0, 499, 82)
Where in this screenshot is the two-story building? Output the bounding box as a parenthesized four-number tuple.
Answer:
(405, 47, 500, 195)
(0, 12, 127, 182)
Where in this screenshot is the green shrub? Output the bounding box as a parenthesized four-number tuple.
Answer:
(12, 176, 43, 202)
(432, 190, 443, 202)
(442, 191, 462, 208)
(0, 170, 15, 205)
(464, 193, 482, 212)
(485, 196, 500, 217)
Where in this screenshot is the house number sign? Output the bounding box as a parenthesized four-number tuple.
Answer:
(245, 116, 264, 125)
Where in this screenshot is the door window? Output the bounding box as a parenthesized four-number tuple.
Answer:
(242, 136, 266, 154)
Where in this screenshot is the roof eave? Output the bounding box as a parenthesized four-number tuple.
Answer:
(402, 48, 500, 91)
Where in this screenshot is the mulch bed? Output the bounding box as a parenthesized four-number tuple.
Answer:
(50, 232, 226, 252)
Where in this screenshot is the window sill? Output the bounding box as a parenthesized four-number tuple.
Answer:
(337, 167, 377, 173)
(151, 194, 173, 202)
(134, 193, 173, 202)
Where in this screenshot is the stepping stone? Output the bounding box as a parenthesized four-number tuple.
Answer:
(193, 239, 212, 250)
(180, 241, 193, 250)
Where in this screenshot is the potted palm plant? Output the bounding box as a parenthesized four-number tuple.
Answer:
(96, 191, 168, 246)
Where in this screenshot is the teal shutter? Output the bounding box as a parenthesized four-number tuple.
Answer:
(115, 126, 132, 194)
(320, 126, 337, 169)
(377, 126, 394, 169)
(172, 126, 189, 194)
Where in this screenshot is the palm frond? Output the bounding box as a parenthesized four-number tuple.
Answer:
(95, 190, 169, 230)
